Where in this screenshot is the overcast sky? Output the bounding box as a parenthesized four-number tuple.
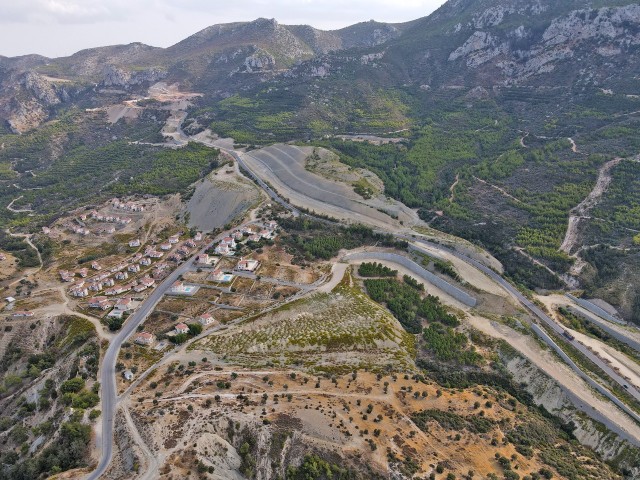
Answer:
(0, 0, 447, 58)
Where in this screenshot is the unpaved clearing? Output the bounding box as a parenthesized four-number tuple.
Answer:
(473, 176, 522, 204)
(572, 331, 640, 390)
(186, 168, 261, 232)
(467, 314, 640, 443)
(560, 157, 622, 255)
(240, 144, 420, 229)
(128, 368, 553, 479)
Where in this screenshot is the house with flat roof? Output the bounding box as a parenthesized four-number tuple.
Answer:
(198, 313, 216, 326)
(236, 258, 260, 272)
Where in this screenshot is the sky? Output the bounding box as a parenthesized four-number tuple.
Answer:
(0, 0, 447, 58)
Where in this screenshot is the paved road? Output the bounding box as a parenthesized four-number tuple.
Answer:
(567, 305, 640, 353)
(86, 253, 200, 480)
(405, 236, 640, 423)
(221, 148, 301, 217)
(229, 151, 640, 423)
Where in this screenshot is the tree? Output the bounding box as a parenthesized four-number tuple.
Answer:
(60, 378, 85, 394)
(188, 323, 203, 336)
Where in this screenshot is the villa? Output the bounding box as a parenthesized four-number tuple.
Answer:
(209, 269, 231, 282)
(129, 239, 141, 248)
(174, 323, 190, 335)
(89, 297, 111, 310)
(134, 332, 154, 346)
(196, 254, 211, 265)
(198, 313, 216, 326)
(236, 258, 260, 272)
(214, 244, 231, 256)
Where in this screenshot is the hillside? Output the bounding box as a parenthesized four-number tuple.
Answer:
(0, 1, 639, 327)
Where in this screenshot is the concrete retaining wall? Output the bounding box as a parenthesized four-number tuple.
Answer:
(344, 252, 477, 307)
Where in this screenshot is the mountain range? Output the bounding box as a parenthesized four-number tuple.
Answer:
(1, 0, 640, 322)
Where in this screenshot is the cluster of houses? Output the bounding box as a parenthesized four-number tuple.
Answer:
(131, 312, 216, 352)
(111, 198, 145, 212)
(89, 210, 132, 225)
(213, 221, 278, 256)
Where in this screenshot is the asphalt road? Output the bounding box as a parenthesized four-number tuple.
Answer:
(231, 148, 640, 428)
(221, 147, 301, 217)
(406, 236, 640, 423)
(86, 244, 215, 480)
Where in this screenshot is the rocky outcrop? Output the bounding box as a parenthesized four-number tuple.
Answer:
(449, 31, 508, 67)
(448, 4, 640, 83)
(243, 50, 276, 72)
(101, 65, 166, 87)
(0, 72, 73, 133)
(505, 355, 640, 477)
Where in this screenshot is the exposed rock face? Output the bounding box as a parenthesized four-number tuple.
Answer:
(6, 100, 49, 134)
(449, 31, 508, 67)
(447, 4, 640, 83)
(243, 50, 276, 72)
(102, 65, 166, 87)
(0, 72, 71, 133)
(22, 72, 62, 106)
(505, 356, 640, 477)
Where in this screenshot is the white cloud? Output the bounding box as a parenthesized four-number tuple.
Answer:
(0, 0, 446, 57)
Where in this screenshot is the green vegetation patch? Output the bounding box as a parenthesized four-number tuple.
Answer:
(195, 271, 415, 372)
(412, 409, 496, 434)
(363, 277, 459, 334)
(357, 262, 397, 277)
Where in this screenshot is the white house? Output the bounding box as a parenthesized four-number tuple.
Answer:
(115, 297, 133, 311)
(170, 281, 189, 294)
(89, 297, 111, 310)
(209, 269, 231, 282)
(168, 235, 179, 244)
(214, 244, 231, 256)
(236, 258, 260, 272)
(115, 271, 128, 281)
(198, 313, 216, 326)
(195, 254, 211, 265)
(129, 239, 141, 248)
(220, 237, 236, 248)
(70, 287, 89, 298)
(160, 242, 172, 251)
(123, 370, 134, 381)
(128, 264, 141, 273)
(174, 323, 190, 335)
(134, 332, 154, 346)
(194, 232, 203, 241)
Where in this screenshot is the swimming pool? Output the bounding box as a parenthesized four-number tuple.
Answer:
(221, 274, 233, 282)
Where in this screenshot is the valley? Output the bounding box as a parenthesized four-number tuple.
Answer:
(2, 0, 640, 479)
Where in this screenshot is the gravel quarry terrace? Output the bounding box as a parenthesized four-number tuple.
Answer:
(240, 144, 421, 230)
(186, 167, 261, 231)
